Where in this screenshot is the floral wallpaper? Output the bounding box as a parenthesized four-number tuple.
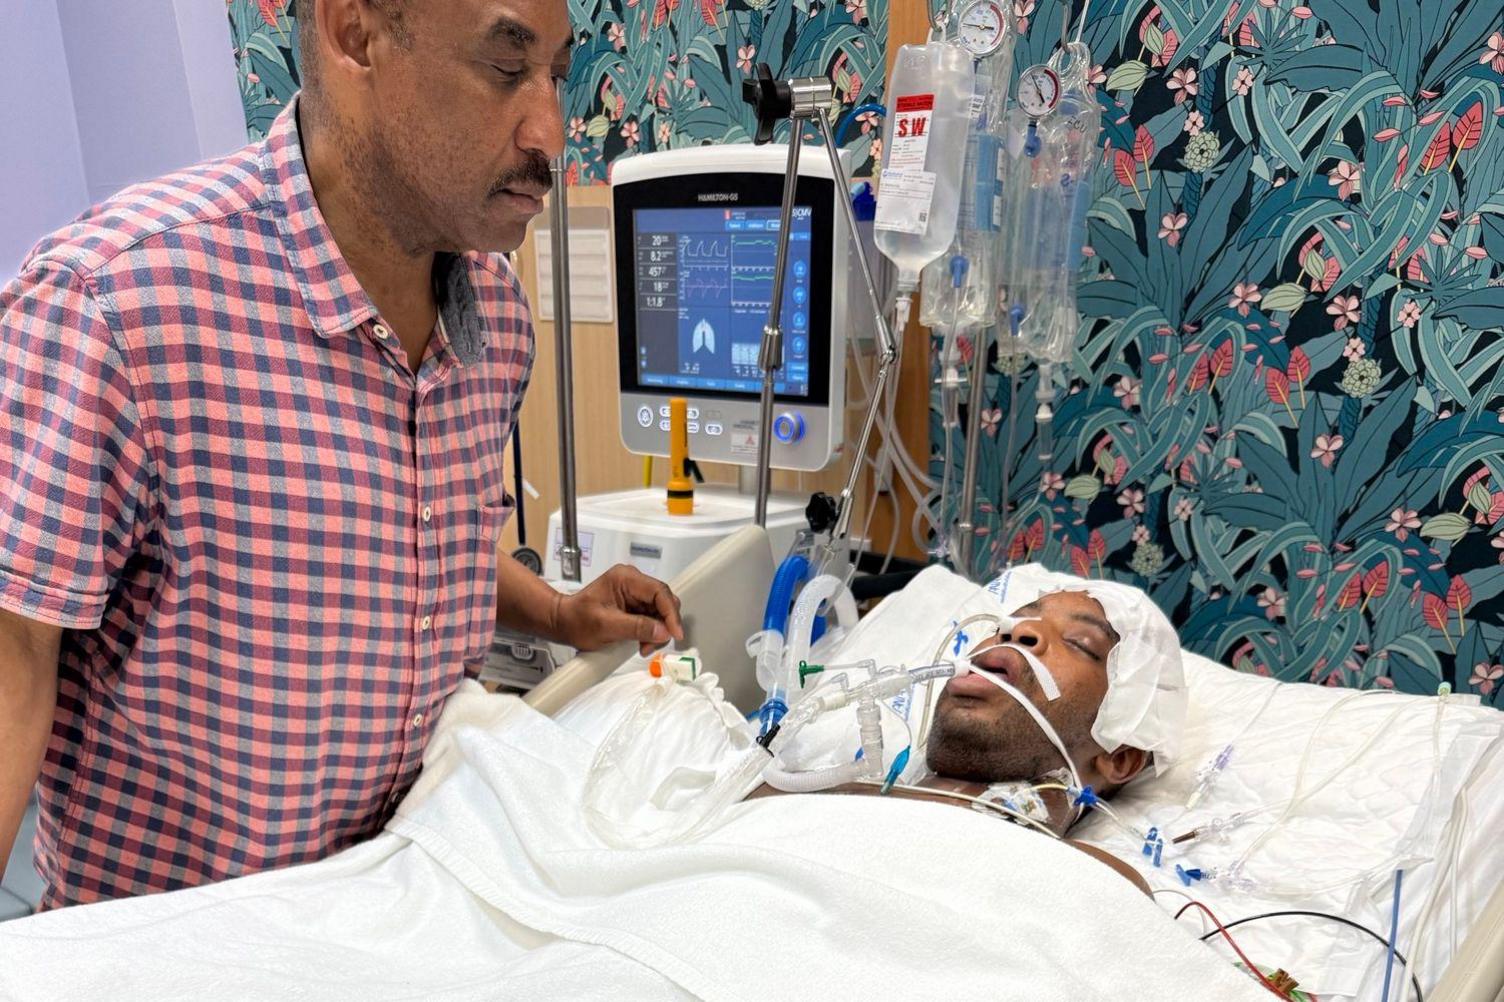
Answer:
(229, 0, 1504, 700)
(228, 0, 889, 178)
(949, 0, 1504, 699)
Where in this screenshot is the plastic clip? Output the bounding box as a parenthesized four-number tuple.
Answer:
(798, 660, 825, 688)
(1176, 865, 1204, 887)
(1071, 785, 1100, 808)
(1142, 827, 1164, 868)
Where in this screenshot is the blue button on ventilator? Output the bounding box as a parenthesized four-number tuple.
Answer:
(773, 412, 805, 444)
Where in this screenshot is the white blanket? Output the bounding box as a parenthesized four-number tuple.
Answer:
(0, 685, 1269, 1002)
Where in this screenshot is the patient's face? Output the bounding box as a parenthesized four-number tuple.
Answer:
(926, 591, 1119, 783)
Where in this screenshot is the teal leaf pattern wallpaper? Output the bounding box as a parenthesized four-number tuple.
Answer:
(227, 0, 888, 176)
(950, 0, 1504, 699)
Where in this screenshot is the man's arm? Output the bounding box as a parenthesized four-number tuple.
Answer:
(495, 549, 684, 656)
(0, 608, 60, 881)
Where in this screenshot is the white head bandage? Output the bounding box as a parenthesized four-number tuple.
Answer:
(984, 565, 1187, 772)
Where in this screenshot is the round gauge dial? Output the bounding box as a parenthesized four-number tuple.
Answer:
(1016, 64, 1061, 118)
(956, 0, 1008, 56)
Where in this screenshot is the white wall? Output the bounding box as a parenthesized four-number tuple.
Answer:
(0, 3, 89, 273)
(2, 1, 249, 273)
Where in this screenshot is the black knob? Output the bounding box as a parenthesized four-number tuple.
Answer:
(805, 492, 839, 535)
(741, 63, 794, 145)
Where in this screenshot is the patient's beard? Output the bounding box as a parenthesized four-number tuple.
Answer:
(925, 690, 1097, 785)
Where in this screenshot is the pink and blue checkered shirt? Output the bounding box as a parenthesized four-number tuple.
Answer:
(0, 100, 533, 909)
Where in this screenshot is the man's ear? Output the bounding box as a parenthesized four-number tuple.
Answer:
(1091, 744, 1149, 787)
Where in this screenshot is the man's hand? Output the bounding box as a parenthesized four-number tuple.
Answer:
(551, 565, 685, 656)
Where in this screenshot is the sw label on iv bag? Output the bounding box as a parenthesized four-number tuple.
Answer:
(875, 169, 938, 235)
(887, 94, 936, 169)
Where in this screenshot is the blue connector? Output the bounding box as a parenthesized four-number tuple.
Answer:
(949, 255, 970, 289)
(1176, 865, 1204, 887)
(881, 748, 911, 793)
(757, 696, 787, 738)
(1071, 785, 1100, 808)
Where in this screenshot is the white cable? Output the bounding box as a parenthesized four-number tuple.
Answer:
(914, 614, 1006, 749)
(1233, 689, 1402, 869)
(861, 779, 1061, 838)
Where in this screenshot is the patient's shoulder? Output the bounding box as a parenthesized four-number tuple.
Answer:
(1067, 840, 1151, 895)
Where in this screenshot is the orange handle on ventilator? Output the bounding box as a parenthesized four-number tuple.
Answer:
(666, 397, 694, 515)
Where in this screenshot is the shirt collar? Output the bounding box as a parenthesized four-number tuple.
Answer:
(263, 97, 487, 365)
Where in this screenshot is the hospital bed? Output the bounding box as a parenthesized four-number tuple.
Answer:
(529, 525, 1504, 1002)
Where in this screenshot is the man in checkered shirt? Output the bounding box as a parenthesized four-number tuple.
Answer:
(0, 0, 685, 909)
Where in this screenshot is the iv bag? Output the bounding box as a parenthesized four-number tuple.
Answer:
(872, 41, 976, 291)
(919, 33, 1015, 332)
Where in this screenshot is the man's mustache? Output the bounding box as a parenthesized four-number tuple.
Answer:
(489, 155, 554, 196)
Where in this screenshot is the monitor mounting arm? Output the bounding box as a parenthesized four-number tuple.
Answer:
(740, 64, 897, 549)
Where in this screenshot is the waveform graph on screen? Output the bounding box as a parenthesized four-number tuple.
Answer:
(679, 235, 731, 304)
(730, 234, 780, 308)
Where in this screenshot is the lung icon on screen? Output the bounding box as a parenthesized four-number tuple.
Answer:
(692, 318, 717, 355)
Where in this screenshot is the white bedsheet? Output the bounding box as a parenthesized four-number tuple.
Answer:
(0, 684, 1269, 1002)
(833, 564, 1504, 1001)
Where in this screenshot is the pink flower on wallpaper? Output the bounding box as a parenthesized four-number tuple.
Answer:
(1184, 110, 1206, 134)
(856, 110, 881, 134)
(658, 121, 672, 144)
(1175, 498, 1195, 520)
(844, 0, 866, 22)
(568, 116, 586, 140)
(1158, 211, 1188, 245)
(1397, 300, 1422, 328)
(1481, 32, 1504, 74)
(1328, 160, 1361, 199)
(1114, 375, 1142, 408)
(621, 119, 641, 147)
(1233, 66, 1255, 96)
(607, 22, 626, 50)
(1228, 281, 1262, 316)
(1471, 663, 1503, 695)
(1492, 535, 1504, 564)
(1167, 67, 1199, 104)
(1310, 433, 1344, 468)
(1118, 488, 1146, 516)
(1089, 65, 1108, 86)
(1014, 0, 1035, 33)
(1343, 337, 1366, 360)
(1132, 524, 1151, 544)
(1040, 471, 1066, 499)
(1327, 293, 1360, 330)
(1258, 586, 1286, 620)
(980, 407, 1002, 436)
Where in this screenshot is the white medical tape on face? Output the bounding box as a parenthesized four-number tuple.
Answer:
(964, 640, 1062, 702)
(961, 667, 1083, 800)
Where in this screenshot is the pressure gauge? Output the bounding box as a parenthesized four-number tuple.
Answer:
(1016, 64, 1061, 118)
(956, 0, 1008, 56)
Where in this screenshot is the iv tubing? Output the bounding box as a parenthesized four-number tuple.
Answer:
(1382, 869, 1404, 1002)
(862, 780, 1061, 838)
(914, 613, 1005, 748)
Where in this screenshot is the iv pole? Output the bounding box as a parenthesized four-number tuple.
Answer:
(742, 66, 897, 545)
(550, 79, 582, 583)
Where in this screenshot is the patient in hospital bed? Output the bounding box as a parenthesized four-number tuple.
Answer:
(746, 576, 1184, 890)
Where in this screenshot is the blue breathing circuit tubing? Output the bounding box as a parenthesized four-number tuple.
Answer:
(1381, 869, 1404, 1002)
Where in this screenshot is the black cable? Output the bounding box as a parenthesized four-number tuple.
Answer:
(510, 425, 527, 546)
(1197, 910, 1423, 1002)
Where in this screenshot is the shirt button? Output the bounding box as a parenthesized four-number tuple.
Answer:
(422, 504, 432, 523)
(373, 323, 391, 340)
(420, 614, 432, 631)
(411, 713, 425, 728)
